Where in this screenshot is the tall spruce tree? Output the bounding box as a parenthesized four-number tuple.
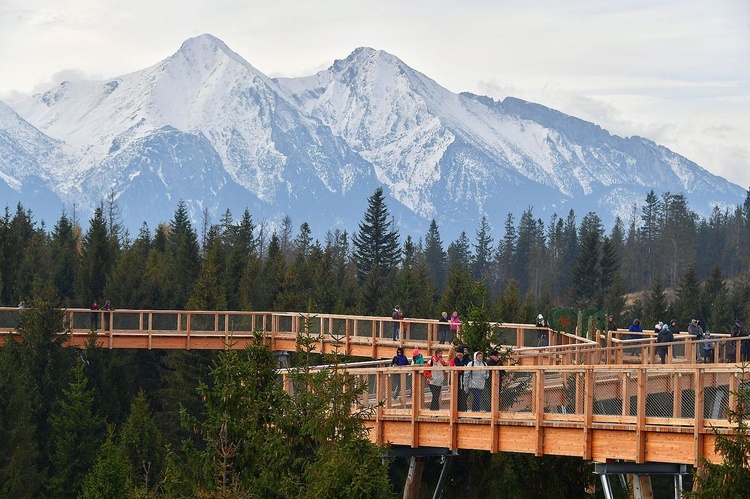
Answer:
(472, 216, 494, 282)
(50, 212, 79, 306)
(352, 188, 400, 313)
(77, 205, 115, 305)
(47, 363, 103, 498)
(165, 201, 201, 308)
(423, 219, 447, 293)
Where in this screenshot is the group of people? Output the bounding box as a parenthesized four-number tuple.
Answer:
(90, 299, 113, 330)
(391, 344, 503, 412)
(391, 306, 461, 343)
(626, 317, 742, 364)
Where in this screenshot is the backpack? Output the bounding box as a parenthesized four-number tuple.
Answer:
(425, 356, 445, 379)
(392, 309, 400, 320)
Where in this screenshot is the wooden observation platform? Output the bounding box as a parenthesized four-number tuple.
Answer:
(0, 307, 744, 469)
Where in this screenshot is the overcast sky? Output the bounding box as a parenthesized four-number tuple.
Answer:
(2, 0, 748, 189)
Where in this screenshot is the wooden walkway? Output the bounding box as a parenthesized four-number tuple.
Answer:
(1, 306, 744, 466)
(322, 364, 736, 466)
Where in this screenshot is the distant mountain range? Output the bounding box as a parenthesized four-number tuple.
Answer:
(1, 34, 745, 240)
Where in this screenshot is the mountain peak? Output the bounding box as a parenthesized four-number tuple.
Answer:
(172, 34, 250, 70)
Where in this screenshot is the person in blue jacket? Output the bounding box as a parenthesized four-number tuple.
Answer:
(390, 347, 409, 398)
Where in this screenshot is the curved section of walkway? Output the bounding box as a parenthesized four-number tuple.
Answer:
(315, 364, 736, 465)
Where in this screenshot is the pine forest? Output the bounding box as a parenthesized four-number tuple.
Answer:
(1, 185, 750, 497)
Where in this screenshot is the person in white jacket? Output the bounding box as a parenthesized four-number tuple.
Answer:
(426, 347, 447, 410)
(466, 351, 489, 412)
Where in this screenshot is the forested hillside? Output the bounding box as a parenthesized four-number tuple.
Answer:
(0, 186, 749, 496)
(1, 187, 748, 330)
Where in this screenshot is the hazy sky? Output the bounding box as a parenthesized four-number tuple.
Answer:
(2, 0, 748, 189)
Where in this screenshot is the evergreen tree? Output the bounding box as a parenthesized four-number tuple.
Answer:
(674, 264, 702, 324)
(77, 205, 116, 305)
(447, 231, 472, 273)
(392, 236, 434, 319)
(571, 229, 600, 308)
(188, 225, 228, 310)
(50, 212, 79, 306)
(660, 193, 698, 287)
(472, 216, 494, 281)
(498, 279, 523, 323)
(176, 340, 289, 496)
(165, 201, 201, 308)
(80, 427, 131, 499)
(13, 286, 77, 472)
(0, 341, 45, 497)
(640, 190, 661, 286)
(47, 363, 103, 498)
(119, 390, 164, 492)
(644, 277, 668, 325)
(352, 188, 400, 313)
(423, 219, 447, 293)
(496, 212, 517, 289)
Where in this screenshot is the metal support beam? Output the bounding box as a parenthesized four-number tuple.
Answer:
(432, 454, 454, 499)
(600, 474, 614, 499)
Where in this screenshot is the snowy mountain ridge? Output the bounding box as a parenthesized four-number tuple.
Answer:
(1, 34, 745, 239)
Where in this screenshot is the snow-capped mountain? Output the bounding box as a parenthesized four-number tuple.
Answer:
(1, 34, 745, 239)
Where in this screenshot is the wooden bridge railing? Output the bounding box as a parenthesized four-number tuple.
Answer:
(1, 307, 744, 368)
(0, 307, 578, 357)
(291, 364, 742, 465)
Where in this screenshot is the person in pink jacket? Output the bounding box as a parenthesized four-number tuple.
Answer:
(449, 311, 461, 343)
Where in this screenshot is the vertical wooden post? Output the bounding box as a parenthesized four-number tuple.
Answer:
(375, 370, 384, 445)
(186, 312, 191, 350)
(535, 369, 545, 456)
(147, 312, 153, 350)
(449, 369, 458, 450)
(636, 368, 647, 463)
(694, 368, 705, 466)
(411, 367, 420, 448)
(490, 369, 500, 453)
(583, 369, 594, 460)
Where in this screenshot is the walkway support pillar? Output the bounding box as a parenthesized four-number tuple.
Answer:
(403, 456, 424, 499)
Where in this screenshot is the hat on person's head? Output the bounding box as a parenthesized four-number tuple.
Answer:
(537, 313, 544, 320)
(738, 319, 744, 325)
(634, 318, 640, 323)
(490, 350, 499, 357)
(412, 348, 420, 357)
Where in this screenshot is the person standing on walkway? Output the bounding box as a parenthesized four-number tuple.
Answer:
(102, 300, 113, 331)
(438, 311, 450, 344)
(90, 300, 99, 329)
(731, 319, 747, 362)
(606, 315, 617, 332)
(390, 347, 409, 398)
(391, 305, 403, 341)
(466, 352, 489, 412)
(486, 349, 504, 409)
(426, 347, 447, 410)
(688, 319, 705, 362)
(628, 318, 644, 357)
(450, 311, 461, 343)
(391, 306, 402, 341)
(656, 322, 673, 364)
(450, 348, 470, 411)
